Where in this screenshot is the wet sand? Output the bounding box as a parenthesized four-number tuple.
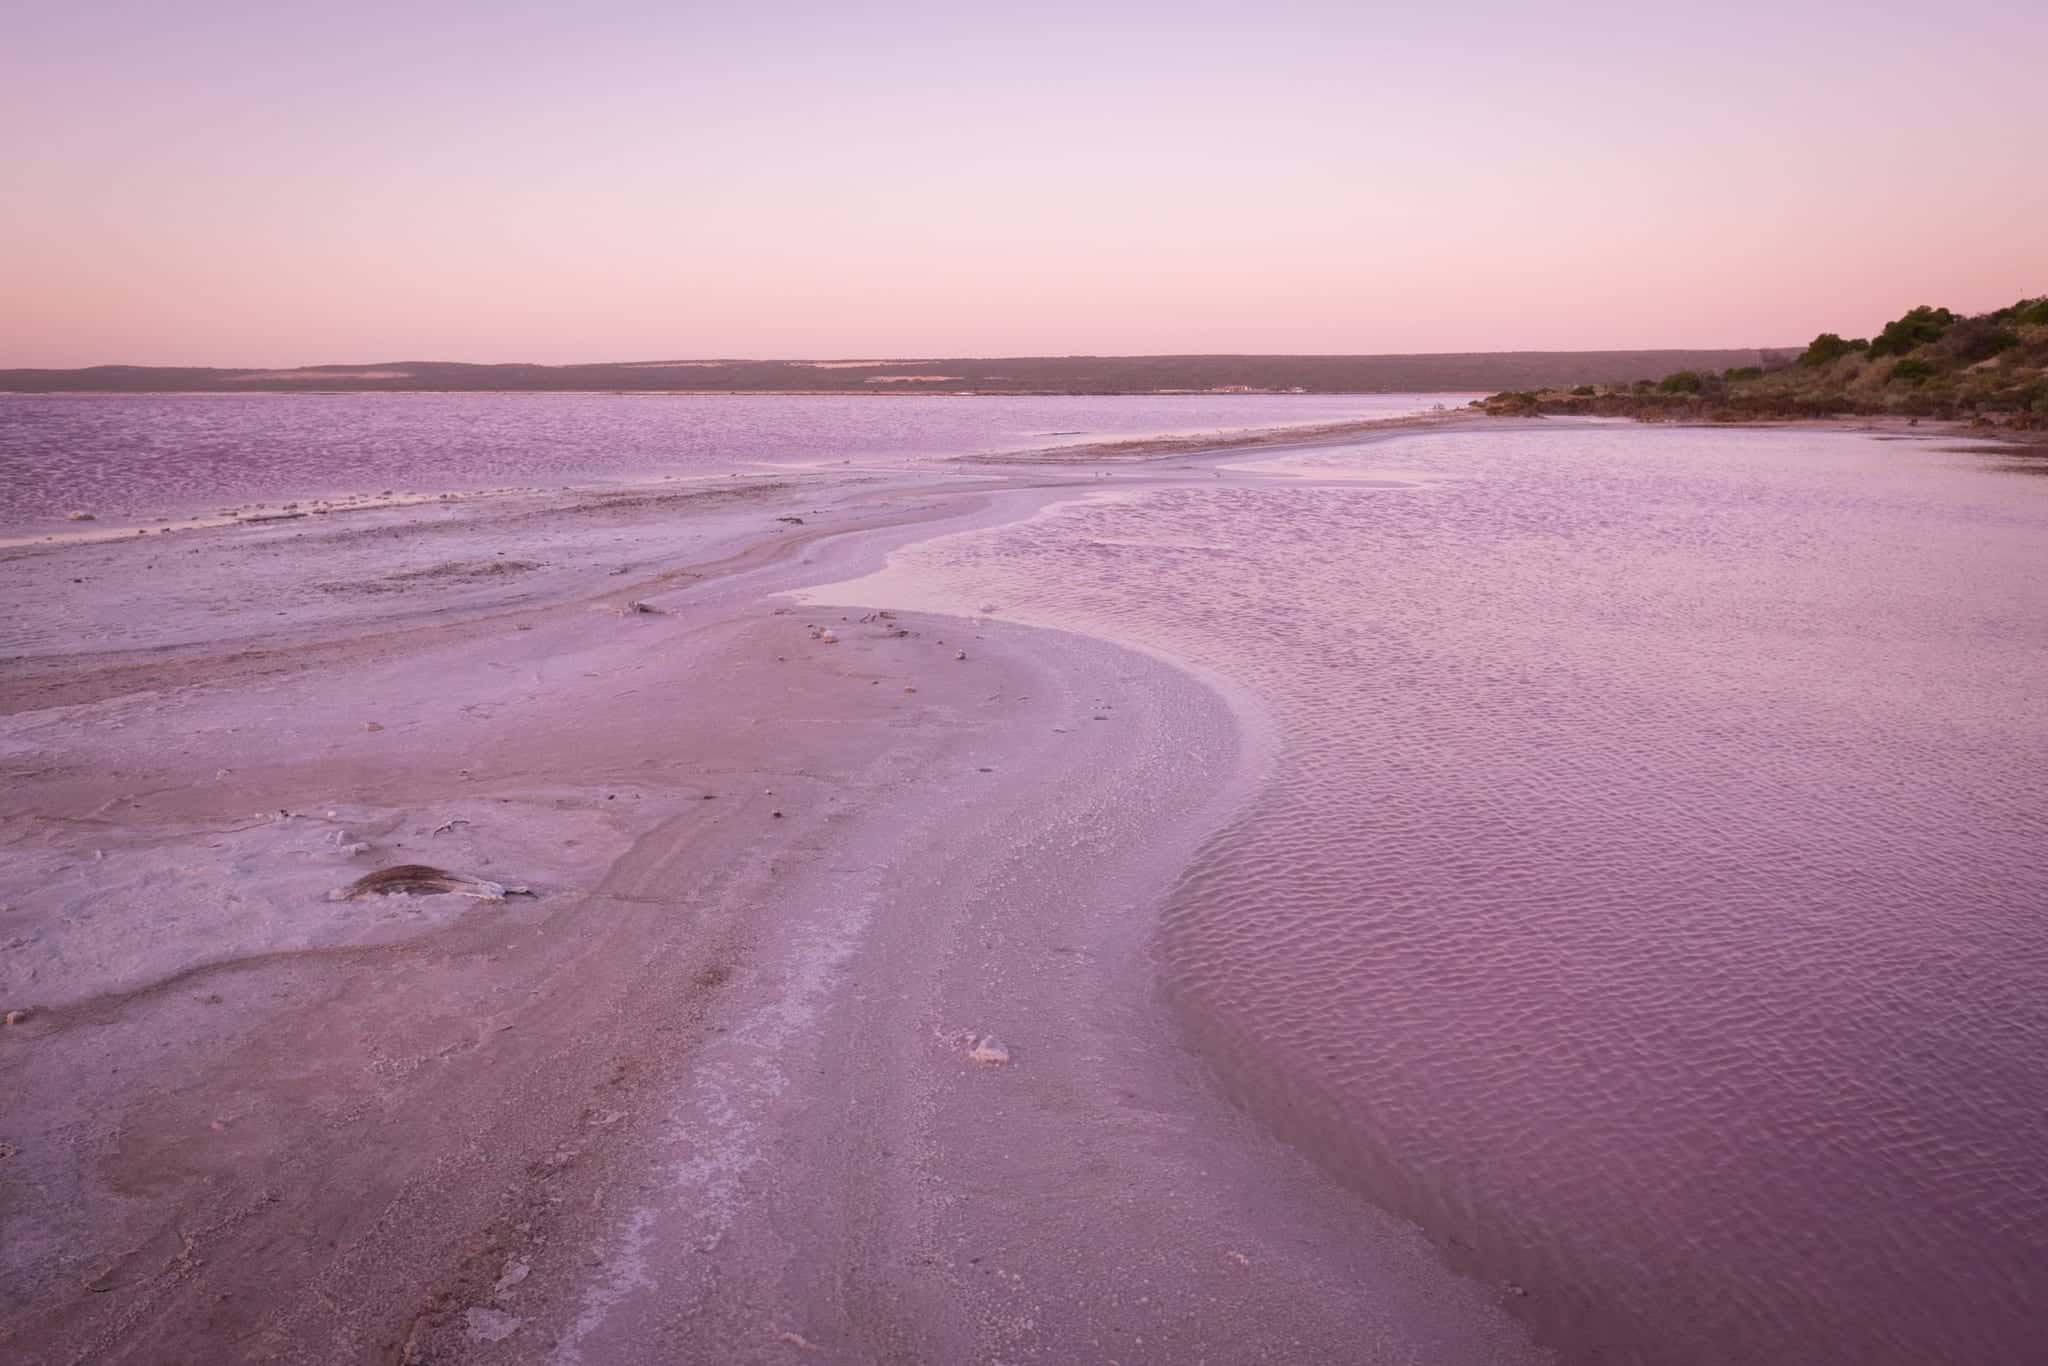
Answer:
(0, 451, 1543, 1363)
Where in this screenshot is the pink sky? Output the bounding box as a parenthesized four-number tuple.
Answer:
(4, 1, 2043, 367)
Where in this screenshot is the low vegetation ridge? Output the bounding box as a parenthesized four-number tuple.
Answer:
(1, 351, 1771, 396)
(1482, 297, 2048, 429)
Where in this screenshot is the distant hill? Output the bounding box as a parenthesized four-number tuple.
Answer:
(0, 351, 1782, 396)
(1483, 297, 2048, 428)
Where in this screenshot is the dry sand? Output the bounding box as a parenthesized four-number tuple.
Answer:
(0, 445, 1545, 1363)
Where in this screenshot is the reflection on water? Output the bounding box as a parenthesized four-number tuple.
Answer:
(0, 391, 1469, 529)
(835, 425, 2048, 1365)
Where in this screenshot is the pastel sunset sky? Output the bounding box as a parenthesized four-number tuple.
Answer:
(5, 1, 2043, 366)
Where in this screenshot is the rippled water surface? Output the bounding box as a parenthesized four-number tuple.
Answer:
(0, 391, 1464, 530)
(839, 425, 2048, 1365)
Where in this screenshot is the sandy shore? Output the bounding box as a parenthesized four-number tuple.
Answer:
(977, 407, 1478, 464)
(0, 443, 1544, 1363)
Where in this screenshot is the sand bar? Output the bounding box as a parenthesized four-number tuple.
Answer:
(0, 440, 1543, 1363)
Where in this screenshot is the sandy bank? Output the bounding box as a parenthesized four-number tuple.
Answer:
(0, 458, 1542, 1363)
(975, 406, 1479, 464)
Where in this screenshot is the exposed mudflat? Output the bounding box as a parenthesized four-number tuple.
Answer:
(0, 448, 1542, 1364)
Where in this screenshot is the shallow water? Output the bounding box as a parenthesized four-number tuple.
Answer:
(829, 424, 2048, 1365)
(0, 391, 1464, 530)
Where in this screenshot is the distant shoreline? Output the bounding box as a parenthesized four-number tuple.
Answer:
(0, 387, 1410, 398)
(0, 348, 1782, 396)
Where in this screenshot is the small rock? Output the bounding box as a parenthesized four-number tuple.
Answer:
(3, 1009, 31, 1026)
(65, 511, 96, 522)
(967, 1034, 1011, 1065)
(954, 650, 967, 661)
(464, 1306, 523, 1343)
(493, 1259, 531, 1296)
(363, 721, 383, 733)
(818, 629, 837, 644)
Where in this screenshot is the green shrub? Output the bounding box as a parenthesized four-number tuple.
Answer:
(2014, 298, 2048, 326)
(1890, 358, 1936, 385)
(1869, 305, 1956, 358)
(1799, 333, 1868, 367)
(1723, 366, 1762, 381)
(1658, 370, 1703, 394)
(1570, 384, 1596, 396)
(1939, 319, 2020, 364)
(1483, 390, 1545, 415)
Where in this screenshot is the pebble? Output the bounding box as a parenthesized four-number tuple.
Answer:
(968, 1034, 1011, 1065)
(464, 1307, 523, 1343)
(493, 1259, 531, 1296)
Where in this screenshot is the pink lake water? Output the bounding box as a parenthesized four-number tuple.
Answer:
(844, 423, 2048, 1365)
(11, 397, 2045, 1361)
(0, 391, 1467, 531)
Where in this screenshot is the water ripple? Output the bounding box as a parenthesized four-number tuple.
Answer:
(872, 424, 2048, 1365)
